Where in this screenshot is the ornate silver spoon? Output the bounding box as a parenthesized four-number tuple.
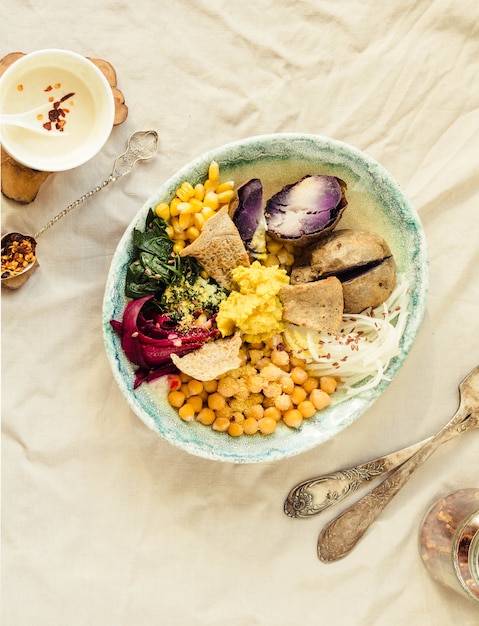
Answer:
(1, 130, 158, 289)
(284, 436, 433, 519)
(317, 364, 479, 562)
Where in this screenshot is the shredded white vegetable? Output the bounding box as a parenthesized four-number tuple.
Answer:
(283, 274, 410, 397)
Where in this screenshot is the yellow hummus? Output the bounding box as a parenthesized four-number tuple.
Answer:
(216, 261, 289, 343)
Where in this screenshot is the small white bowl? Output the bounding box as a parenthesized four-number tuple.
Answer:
(0, 49, 115, 171)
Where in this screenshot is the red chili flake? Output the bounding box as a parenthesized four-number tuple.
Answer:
(44, 85, 53, 92)
(43, 121, 52, 131)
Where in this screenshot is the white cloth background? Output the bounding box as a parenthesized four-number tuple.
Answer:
(2, 1, 479, 624)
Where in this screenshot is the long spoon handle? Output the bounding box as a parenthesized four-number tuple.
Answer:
(317, 409, 478, 562)
(284, 436, 432, 518)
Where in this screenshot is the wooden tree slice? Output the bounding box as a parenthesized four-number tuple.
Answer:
(0, 52, 128, 204)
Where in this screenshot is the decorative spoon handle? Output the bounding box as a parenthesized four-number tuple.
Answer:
(34, 130, 158, 239)
(284, 437, 431, 518)
(317, 409, 478, 562)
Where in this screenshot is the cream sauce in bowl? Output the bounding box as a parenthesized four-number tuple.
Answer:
(0, 50, 114, 171)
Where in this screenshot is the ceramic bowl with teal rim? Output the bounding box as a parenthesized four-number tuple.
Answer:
(103, 133, 428, 463)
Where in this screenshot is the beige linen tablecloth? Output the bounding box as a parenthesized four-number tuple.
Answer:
(2, 2, 479, 624)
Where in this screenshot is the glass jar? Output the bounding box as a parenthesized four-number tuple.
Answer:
(419, 488, 479, 603)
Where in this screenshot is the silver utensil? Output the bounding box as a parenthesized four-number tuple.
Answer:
(284, 437, 433, 519)
(1, 130, 158, 288)
(316, 364, 479, 562)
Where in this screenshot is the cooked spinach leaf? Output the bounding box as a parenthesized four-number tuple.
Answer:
(125, 209, 199, 299)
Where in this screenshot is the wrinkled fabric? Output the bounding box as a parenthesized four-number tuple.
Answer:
(2, 1, 479, 625)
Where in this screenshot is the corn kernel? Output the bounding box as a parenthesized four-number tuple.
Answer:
(194, 183, 205, 200)
(180, 181, 195, 197)
(264, 254, 280, 267)
(193, 212, 206, 230)
(201, 206, 215, 221)
(266, 239, 283, 254)
(179, 212, 192, 230)
(189, 198, 203, 212)
(208, 160, 220, 181)
(217, 189, 235, 204)
(203, 191, 220, 210)
(186, 226, 200, 241)
(155, 202, 170, 220)
(166, 225, 175, 239)
(187, 379, 204, 396)
(177, 201, 194, 214)
(169, 197, 181, 216)
(216, 180, 234, 194)
(173, 241, 185, 254)
(176, 187, 190, 202)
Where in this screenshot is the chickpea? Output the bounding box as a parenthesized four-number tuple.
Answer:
(258, 416, 277, 435)
(274, 393, 293, 412)
(245, 404, 264, 421)
(303, 376, 319, 394)
(283, 409, 303, 429)
(168, 390, 185, 408)
(187, 379, 203, 396)
(208, 392, 226, 411)
(217, 376, 240, 397)
(178, 404, 195, 421)
(291, 385, 307, 405)
(246, 374, 264, 394)
(212, 417, 230, 432)
(310, 388, 332, 411)
(320, 376, 338, 394)
(196, 407, 216, 425)
(187, 395, 203, 413)
(243, 417, 259, 435)
(290, 366, 309, 385)
(264, 406, 282, 421)
(271, 349, 290, 368)
(297, 400, 316, 418)
(228, 422, 244, 437)
(203, 380, 218, 393)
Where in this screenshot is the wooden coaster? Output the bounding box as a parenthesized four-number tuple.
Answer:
(0, 52, 128, 204)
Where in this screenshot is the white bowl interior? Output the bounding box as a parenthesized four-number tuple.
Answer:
(103, 133, 428, 463)
(0, 49, 114, 171)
